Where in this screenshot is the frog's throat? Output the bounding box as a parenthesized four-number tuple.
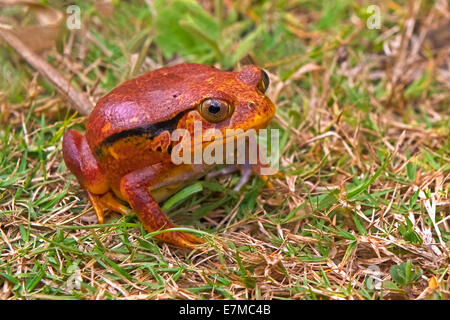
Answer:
(186, 128, 268, 157)
(191, 117, 273, 149)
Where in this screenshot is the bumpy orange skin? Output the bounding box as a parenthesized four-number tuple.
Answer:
(62, 63, 275, 248)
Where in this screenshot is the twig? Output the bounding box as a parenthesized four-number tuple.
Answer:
(0, 27, 93, 115)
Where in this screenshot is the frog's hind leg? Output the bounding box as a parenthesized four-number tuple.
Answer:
(120, 164, 204, 249)
(63, 130, 109, 195)
(63, 130, 112, 223)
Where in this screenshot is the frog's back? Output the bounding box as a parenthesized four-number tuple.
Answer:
(86, 63, 229, 150)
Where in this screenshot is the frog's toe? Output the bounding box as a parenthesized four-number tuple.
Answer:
(234, 164, 253, 192)
(87, 191, 106, 224)
(157, 230, 205, 249)
(206, 165, 239, 179)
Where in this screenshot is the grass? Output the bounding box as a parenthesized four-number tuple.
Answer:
(0, 0, 449, 300)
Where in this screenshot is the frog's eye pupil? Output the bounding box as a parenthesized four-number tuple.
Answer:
(208, 104, 221, 114)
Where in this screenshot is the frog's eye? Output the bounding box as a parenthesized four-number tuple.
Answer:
(199, 99, 231, 123)
(257, 69, 270, 93)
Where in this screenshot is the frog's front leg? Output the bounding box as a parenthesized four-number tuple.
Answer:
(119, 164, 204, 248)
(206, 143, 281, 191)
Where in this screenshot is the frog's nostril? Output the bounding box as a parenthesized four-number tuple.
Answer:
(248, 101, 255, 108)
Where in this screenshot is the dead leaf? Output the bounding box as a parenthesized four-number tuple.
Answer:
(0, 0, 63, 52)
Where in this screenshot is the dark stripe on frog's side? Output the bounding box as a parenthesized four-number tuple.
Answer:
(95, 111, 186, 157)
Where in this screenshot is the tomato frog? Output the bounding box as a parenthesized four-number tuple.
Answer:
(63, 63, 276, 248)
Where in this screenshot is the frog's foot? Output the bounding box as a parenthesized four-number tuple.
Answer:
(235, 162, 284, 191)
(236, 162, 282, 191)
(205, 164, 252, 191)
(157, 228, 205, 249)
(206, 164, 278, 192)
(206, 165, 239, 178)
(234, 163, 253, 192)
(87, 191, 131, 224)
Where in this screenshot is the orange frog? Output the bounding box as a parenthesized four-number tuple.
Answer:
(62, 63, 275, 248)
